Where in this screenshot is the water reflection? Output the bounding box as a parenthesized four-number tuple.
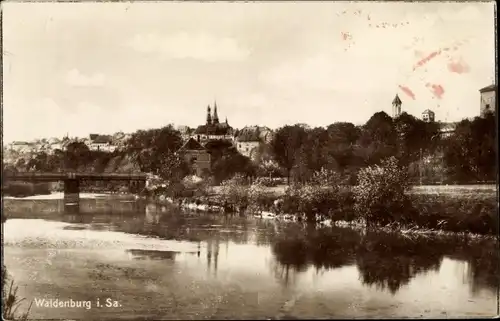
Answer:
(271, 227, 499, 295)
(3, 198, 499, 318)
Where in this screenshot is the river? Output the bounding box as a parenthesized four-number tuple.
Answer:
(3, 195, 499, 319)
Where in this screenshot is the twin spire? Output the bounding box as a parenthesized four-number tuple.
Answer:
(206, 100, 227, 125)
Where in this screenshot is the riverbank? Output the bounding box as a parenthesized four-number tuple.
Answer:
(3, 192, 136, 200)
(149, 184, 498, 236)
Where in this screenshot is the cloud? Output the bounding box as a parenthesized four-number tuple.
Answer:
(66, 69, 106, 87)
(127, 32, 250, 62)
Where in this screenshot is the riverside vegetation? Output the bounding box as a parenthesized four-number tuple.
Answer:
(2, 111, 497, 235)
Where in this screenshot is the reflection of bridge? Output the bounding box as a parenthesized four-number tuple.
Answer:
(4, 172, 147, 208)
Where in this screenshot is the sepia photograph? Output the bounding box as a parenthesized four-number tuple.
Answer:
(1, 1, 498, 319)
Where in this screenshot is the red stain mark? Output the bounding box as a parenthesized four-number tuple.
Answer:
(399, 85, 416, 100)
(426, 83, 445, 99)
(341, 32, 352, 41)
(447, 57, 470, 74)
(413, 50, 442, 70)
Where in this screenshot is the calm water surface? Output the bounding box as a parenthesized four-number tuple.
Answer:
(3, 196, 499, 319)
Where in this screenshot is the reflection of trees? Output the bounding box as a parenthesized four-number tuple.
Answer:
(356, 233, 443, 294)
(447, 239, 499, 295)
(271, 227, 360, 285)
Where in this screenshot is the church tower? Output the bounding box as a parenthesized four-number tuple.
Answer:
(206, 105, 212, 125)
(392, 94, 402, 118)
(213, 100, 219, 124)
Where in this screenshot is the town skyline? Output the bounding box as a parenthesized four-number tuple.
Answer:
(2, 1, 496, 143)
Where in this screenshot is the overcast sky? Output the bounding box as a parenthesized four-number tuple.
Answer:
(2, 1, 496, 143)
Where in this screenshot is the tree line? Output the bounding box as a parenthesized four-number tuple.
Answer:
(3, 112, 496, 186)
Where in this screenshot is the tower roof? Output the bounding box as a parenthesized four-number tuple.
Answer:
(392, 94, 402, 105)
(479, 84, 497, 93)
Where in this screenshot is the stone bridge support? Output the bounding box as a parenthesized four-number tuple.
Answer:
(129, 180, 146, 194)
(64, 179, 80, 212)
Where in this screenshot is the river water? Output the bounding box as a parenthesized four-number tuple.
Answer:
(2, 196, 499, 319)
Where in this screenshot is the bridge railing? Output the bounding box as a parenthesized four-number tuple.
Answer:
(4, 172, 147, 181)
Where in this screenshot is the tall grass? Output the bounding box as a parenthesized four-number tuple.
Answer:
(2, 267, 32, 321)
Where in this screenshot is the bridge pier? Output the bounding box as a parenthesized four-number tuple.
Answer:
(64, 179, 80, 212)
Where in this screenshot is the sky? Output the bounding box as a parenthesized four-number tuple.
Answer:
(2, 1, 496, 143)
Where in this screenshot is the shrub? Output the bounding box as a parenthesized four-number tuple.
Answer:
(253, 176, 278, 187)
(247, 181, 276, 213)
(310, 167, 341, 186)
(353, 157, 411, 227)
(279, 182, 354, 223)
(4, 182, 51, 197)
(219, 174, 250, 212)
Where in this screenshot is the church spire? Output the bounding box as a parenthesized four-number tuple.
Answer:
(392, 94, 402, 118)
(213, 100, 219, 124)
(206, 105, 212, 125)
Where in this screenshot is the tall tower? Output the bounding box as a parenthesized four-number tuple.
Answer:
(213, 100, 219, 124)
(206, 105, 212, 125)
(392, 94, 402, 118)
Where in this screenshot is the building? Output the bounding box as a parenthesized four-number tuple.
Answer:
(177, 138, 211, 177)
(192, 101, 234, 143)
(9, 141, 35, 154)
(422, 109, 435, 123)
(392, 94, 402, 118)
(87, 134, 117, 152)
(479, 84, 496, 117)
(234, 126, 274, 160)
(438, 122, 457, 138)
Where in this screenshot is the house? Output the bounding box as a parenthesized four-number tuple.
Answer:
(87, 134, 117, 152)
(479, 84, 496, 117)
(192, 101, 234, 143)
(438, 122, 457, 138)
(234, 126, 274, 160)
(422, 109, 435, 123)
(177, 138, 211, 177)
(9, 141, 34, 154)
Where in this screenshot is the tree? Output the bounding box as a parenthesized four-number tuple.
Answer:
(271, 125, 308, 184)
(357, 111, 398, 165)
(125, 125, 183, 174)
(325, 122, 362, 172)
(443, 113, 496, 182)
(212, 153, 256, 184)
(64, 141, 90, 170)
(393, 112, 440, 166)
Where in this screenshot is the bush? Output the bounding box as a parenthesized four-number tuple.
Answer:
(247, 181, 276, 213)
(4, 182, 51, 197)
(253, 176, 278, 187)
(310, 167, 341, 186)
(279, 182, 355, 223)
(353, 157, 411, 227)
(219, 174, 250, 212)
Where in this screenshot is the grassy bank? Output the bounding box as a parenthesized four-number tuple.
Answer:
(3, 181, 51, 198)
(173, 181, 497, 236)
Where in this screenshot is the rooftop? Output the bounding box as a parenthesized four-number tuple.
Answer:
(479, 84, 497, 93)
(178, 138, 206, 151)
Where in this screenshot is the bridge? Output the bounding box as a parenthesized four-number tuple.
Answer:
(4, 172, 147, 209)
